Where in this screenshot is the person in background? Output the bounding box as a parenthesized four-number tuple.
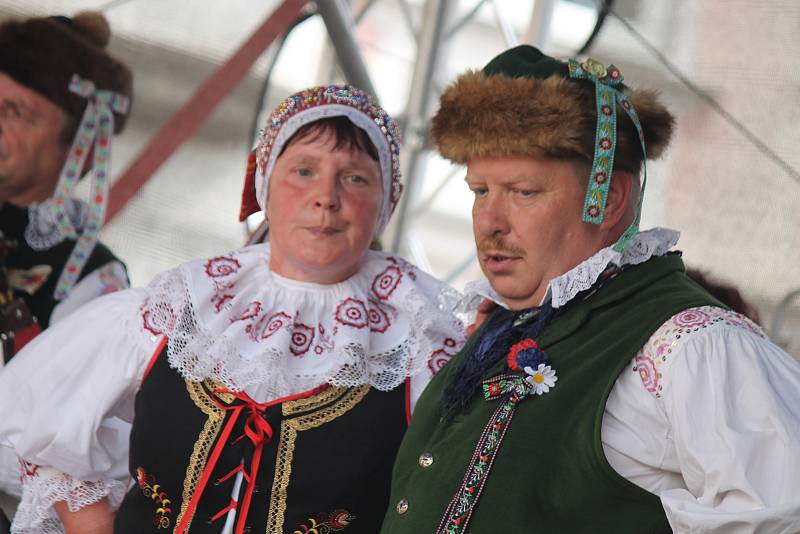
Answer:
(0, 84, 465, 534)
(0, 11, 132, 529)
(686, 268, 761, 324)
(381, 45, 800, 533)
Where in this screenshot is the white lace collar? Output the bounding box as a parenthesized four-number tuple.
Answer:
(464, 227, 680, 310)
(140, 243, 466, 397)
(25, 198, 88, 251)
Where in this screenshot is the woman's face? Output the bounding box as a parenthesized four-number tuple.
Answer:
(266, 128, 383, 284)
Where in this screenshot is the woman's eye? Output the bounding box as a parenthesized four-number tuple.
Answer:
(296, 167, 311, 177)
(345, 174, 367, 185)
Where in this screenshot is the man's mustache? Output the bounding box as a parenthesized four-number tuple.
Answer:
(476, 237, 526, 258)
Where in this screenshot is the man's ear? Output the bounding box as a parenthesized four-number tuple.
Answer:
(602, 170, 636, 231)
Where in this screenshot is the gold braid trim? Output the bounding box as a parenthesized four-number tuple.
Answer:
(174, 379, 226, 530)
(265, 385, 371, 534)
(282, 385, 346, 416)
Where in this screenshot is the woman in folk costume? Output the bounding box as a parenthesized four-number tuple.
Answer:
(0, 85, 465, 534)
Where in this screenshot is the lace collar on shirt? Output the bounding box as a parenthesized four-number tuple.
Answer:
(464, 228, 680, 310)
(139, 243, 466, 397)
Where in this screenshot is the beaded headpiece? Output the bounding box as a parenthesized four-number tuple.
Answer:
(431, 45, 674, 252)
(242, 84, 402, 235)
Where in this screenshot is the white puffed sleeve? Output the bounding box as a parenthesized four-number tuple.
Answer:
(603, 307, 800, 532)
(659, 320, 800, 532)
(0, 288, 162, 533)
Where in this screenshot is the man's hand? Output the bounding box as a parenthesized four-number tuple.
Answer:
(54, 498, 114, 534)
(467, 298, 497, 336)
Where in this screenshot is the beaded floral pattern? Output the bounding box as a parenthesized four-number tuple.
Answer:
(632, 306, 766, 398)
(255, 84, 402, 234)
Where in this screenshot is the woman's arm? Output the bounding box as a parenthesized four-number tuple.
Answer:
(54, 498, 114, 534)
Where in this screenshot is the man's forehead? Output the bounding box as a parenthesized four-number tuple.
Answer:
(0, 72, 53, 112)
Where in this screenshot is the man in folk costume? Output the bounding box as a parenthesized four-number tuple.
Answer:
(0, 10, 132, 528)
(381, 45, 800, 533)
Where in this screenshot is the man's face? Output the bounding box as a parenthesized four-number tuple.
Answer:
(0, 72, 68, 205)
(266, 128, 383, 284)
(467, 155, 607, 310)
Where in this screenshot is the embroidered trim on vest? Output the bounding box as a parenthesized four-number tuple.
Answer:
(174, 379, 227, 531)
(293, 509, 356, 533)
(266, 385, 371, 533)
(282, 383, 340, 416)
(135, 467, 173, 529)
(436, 375, 531, 534)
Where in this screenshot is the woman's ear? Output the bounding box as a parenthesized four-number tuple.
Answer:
(602, 170, 636, 231)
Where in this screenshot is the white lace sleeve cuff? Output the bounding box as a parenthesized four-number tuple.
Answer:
(12, 465, 127, 534)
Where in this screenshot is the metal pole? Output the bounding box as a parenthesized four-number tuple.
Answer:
(316, 0, 378, 97)
(522, 0, 556, 49)
(389, 0, 453, 253)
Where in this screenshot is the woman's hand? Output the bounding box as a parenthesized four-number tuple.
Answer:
(54, 498, 114, 534)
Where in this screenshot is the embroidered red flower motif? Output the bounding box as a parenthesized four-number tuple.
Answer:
(608, 66, 622, 80)
(205, 256, 241, 278)
(142, 304, 176, 336)
(599, 137, 612, 150)
(371, 265, 402, 301)
(486, 382, 501, 396)
(601, 104, 613, 116)
(328, 510, 354, 529)
(428, 349, 452, 374)
(367, 300, 391, 333)
(289, 323, 315, 355)
(334, 297, 369, 328)
(635, 355, 659, 393)
(594, 171, 608, 184)
(672, 309, 711, 328)
(587, 204, 600, 218)
(257, 311, 292, 340)
(507, 338, 539, 370)
(232, 301, 262, 322)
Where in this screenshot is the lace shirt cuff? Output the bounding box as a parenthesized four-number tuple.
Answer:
(11, 465, 127, 534)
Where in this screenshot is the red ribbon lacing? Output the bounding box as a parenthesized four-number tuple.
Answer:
(173, 386, 325, 534)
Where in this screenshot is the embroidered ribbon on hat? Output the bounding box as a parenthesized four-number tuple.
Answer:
(567, 59, 648, 253)
(50, 74, 129, 301)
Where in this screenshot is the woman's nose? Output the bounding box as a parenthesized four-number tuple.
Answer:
(313, 174, 340, 211)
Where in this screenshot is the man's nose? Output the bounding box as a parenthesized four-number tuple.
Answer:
(475, 194, 510, 237)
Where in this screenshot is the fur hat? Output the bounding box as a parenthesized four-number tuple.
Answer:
(0, 11, 133, 135)
(431, 45, 674, 174)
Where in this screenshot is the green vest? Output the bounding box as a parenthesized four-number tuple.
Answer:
(381, 254, 722, 534)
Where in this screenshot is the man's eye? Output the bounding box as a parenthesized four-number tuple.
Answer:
(296, 168, 311, 177)
(470, 187, 488, 197)
(515, 189, 536, 198)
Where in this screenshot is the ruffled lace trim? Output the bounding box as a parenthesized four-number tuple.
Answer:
(463, 228, 679, 311)
(24, 198, 88, 251)
(139, 244, 466, 397)
(11, 465, 126, 534)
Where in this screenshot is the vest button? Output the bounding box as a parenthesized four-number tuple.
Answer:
(396, 498, 409, 514)
(418, 452, 434, 468)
